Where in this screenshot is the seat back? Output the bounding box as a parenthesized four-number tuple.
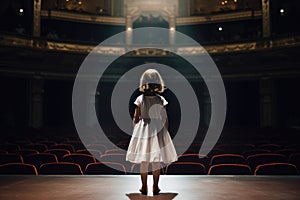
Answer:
(0, 163, 38, 175)
(24, 153, 58, 168)
(247, 153, 287, 170)
(62, 153, 96, 170)
(44, 149, 71, 161)
(165, 162, 206, 175)
(0, 153, 23, 165)
(39, 162, 83, 175)
(208, 164, 252, 175)
(210, 154, 246, 165)
(255, 163, 299, 175)
(85, 162, 126, 175)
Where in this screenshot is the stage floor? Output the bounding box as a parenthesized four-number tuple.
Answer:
(1, 175, 300, 200)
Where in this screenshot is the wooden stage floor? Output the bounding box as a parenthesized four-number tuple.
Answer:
(1, 175, 300, 200)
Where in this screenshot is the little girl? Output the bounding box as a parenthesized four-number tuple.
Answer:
(126, 69, 177, 195)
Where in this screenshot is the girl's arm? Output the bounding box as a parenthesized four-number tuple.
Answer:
(133, 106, 141, 124)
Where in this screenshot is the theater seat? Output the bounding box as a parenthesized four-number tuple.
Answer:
(85, 162, 126, 175)
(44, 149, 71, 161)
(255, 163, 299, 175)
(247, 153, 287, 170)
(210, 154, 247, 165)
(289, 153, 300, 169)
(0, 153, 23, 165)
(39, 162, 83, 175)
(165, 162, 206, 175)
(0, 163, 38, 175)
(62, 153, 96, 170)
(208, 164, 252, 175)
(24, 153, 58, 169)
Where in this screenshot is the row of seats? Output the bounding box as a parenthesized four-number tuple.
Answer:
(0, 152, 299, 175)
(0, 161, 298, 175)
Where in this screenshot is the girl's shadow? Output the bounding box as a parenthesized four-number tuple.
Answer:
(126, 193, 178, 200)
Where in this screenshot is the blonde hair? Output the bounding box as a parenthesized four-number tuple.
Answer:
(139, 69, 165, 93)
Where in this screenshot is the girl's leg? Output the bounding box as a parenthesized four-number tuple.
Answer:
(140, 162, 149, 191)
(151, 162, 161, 193)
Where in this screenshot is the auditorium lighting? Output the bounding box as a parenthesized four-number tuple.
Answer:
(127, 27, 132, 31)
(170, 27, 175, 31)
(19, 8, 24, 13)
(78, 1, 82, 5)
(218, 27, 223, 32)
(280, 8, 285, 15)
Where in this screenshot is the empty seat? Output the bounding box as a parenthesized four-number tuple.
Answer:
(217, 144, 255, 154)
(44, 149, 71, 161)
(243, 149, 271, 158)
(100, 153, 130, 171)
(0, 163, 38, 175)
(62, 154, 96, 170)
(210, 154, 247, 165)
(258, 144, 281, 152)
(39, 162, 83, 175)
(208, 164, 252, 175)
(24, 144, 48, 152)
(14, 149, 39, 157)
(177, 154, 209, 167)
(49, 144, 75, 153)
(24, 153, 58, 168)
(165, 162, 206, 175)
(0, 153, 23, 165)
(76, 149, 101, 159)
(289, 153, 300, 169)
(85, 162, 126, 175)
(247, 153, 287, 170)
(207, 148, 225, 158)
(0, 144, 20, 151)
(105, 149, 126, 154)
(275, 149, 299, 157)
(86, 144, 107, 154)
(67, 142, 85, 151)
(255, 163, 299, 175)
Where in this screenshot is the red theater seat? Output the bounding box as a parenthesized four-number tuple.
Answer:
(85, 162, 126, 175)
(39, 162, 83, 175)
(210, 154, 247, 165)
(24, 153, 58, 168)
(62, 153, 96, 170)
(44, 149, 71, 161)
(208, 164, 252, 175)
(49, 144, 75, 153)
(255, 163, 299, 175)
(0, 163, 38, 175)
(24, 144, 48, 152)
(0, 153, 23, 165)
(247, 153, 287, 170)
(177, 154, 209, 167)
(165, 162, 206, 175)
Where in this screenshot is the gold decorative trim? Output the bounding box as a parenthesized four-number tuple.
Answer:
(176, 10, 262, 25)
(1, 34, 300, 55)
(41, 10, 125, 25)
(40, 10, 262, 25)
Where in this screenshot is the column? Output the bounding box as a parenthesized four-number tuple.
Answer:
(169, 16, 176, 45)
(33, 0, 42, 37)
(126, 16, 132, 45)
(28, 77, 44, 129)
(261, 0, 271, 38)
(259, 78, 277, 127)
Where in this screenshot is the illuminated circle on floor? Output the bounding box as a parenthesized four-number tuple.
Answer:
(72, 27, 226, 173)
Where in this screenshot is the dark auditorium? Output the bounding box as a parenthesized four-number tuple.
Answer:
(0, 0, 300, 199)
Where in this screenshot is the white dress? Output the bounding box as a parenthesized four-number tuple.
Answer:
(126, 94, 178, 164)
